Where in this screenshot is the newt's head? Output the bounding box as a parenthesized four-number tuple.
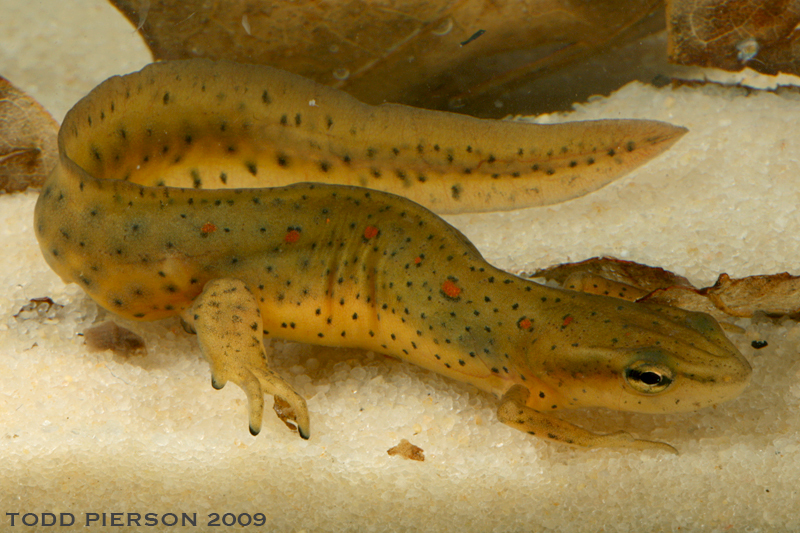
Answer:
(525, 291, 751, 414)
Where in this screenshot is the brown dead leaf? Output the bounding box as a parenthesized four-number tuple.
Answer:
(109, 0, 666, 117)
(637, 285, 736, 324)
(638, 272, 800, 319)
(705, 272, 800, 317)
(0, 76, 59, 192)
(667, 0, 800, 76)
(533, 257, 800, 321)
(531, 256, 692, 293)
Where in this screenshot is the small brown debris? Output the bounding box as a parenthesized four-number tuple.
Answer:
(84, 321, 147, 357)
(14, 297, 64, 320)
(387, 438, 425, 461)
(273, 396, 301, 433)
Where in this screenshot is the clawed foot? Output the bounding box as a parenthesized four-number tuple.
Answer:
(184, 278, 310, 439)
(497, 384, 676, 453)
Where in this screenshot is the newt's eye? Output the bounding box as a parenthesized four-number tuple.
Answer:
(625, 362, 673, 394)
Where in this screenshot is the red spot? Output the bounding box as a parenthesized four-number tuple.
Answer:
(284, 229, 301, 243)
(518, 318, 532, 330)
(414, 256, 422, 265)
(441, 279, 462, 298)
(562, 315, 574, 327)
(364, 225, 379, 239)
(201, 223, 217, 234)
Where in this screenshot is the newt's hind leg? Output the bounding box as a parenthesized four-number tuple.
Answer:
(497, 384, 676, 453)
(183, 278, 310, 439)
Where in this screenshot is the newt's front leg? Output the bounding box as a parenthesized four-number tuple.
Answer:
(184, 278, 310, 439)
(497, 385, 677, 453)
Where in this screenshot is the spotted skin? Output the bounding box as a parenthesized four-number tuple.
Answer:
(34, 60, 750, 452)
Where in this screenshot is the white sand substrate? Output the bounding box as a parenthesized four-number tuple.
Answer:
(2, 1, 800, 531)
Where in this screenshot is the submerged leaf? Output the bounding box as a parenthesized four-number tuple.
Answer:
(667, 0, 800, 76)
(532, 256, 692, 293)
(109, 0, 666, 117)
(0, 76, 59, 192)
(534, 257, 800, 321)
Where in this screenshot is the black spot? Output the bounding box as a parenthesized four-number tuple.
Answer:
(319, 161, 331, 172)
(163, 92, 170, 104)
(262, 90, 271, 104)
(220, 172, 228, 184)
(246, 162, 258, 175)
(295, 113, 302, 126)
(276, 154, 288, 167)
(451, 184, 462, 200)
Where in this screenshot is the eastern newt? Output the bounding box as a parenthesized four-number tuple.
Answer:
(34, 59, 750, 452)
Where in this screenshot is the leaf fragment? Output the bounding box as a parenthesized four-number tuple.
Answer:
(109, 0, 666, 117)
(0, 76, 59, 192)
(667, 0, 800, 76)
(533, 257, 800, 321)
